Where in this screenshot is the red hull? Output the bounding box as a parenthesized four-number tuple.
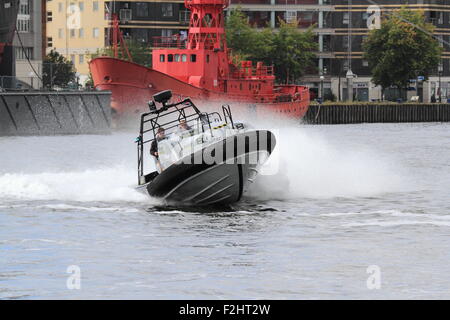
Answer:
(90, 57, 310, 119)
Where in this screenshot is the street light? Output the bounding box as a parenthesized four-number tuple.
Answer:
(28, 72, 34, 89)
(75, 72, 80, 90)
(319, 67, 327, 103)
(438, 62, 443, 103)
(320, 75, 325, 102)
(346, 69, 356, 102)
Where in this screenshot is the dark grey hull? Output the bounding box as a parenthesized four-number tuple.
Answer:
(138, 130, 276, 206)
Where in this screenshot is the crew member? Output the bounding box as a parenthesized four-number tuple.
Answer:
(178, 119, 192, 132)
(150, 127, 166, 172)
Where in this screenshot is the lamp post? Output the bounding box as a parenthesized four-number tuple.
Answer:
(346, 69, 355, 102)
(28, 72, 34, 89)
(319, 66, 327, 103)
(320, 75, 324, 103)
(438, 62, 443, 103)
(75, 72, 80, 90)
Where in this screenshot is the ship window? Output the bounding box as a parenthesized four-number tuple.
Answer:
(240, 83, 243, 90)
(249, 84, 251, 90)
(174, 54, 180, 62)
(168, 54, 173, 62)
(190, 54, 196, 62)
(181, 54, 187, 62)
(160, 54, 165, 62)
(206, 55, 210, 63)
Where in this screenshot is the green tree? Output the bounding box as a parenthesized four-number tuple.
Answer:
(363, 8, 442, 96)
(225, 8, 259, 60)
(90, 39, 152, 68)
(271, 20, 317, 83)
(43, 50, 76, 88)
(225, 9, 317, 83)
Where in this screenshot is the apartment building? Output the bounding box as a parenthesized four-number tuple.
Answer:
(8, 0, 44, 89)
(44, 0, 188, 83)
(232, 0, 450, 102)
(45, 0, 108, 84)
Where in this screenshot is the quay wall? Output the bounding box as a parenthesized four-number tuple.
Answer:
(0, 91, 111, 136)
(304, 104, 450, 124)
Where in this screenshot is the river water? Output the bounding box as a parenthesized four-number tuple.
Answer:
(0, 123, 449, 299)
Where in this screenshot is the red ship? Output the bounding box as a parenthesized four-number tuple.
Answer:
(89, 0, 310, 119)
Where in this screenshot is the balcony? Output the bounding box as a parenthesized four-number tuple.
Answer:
(180, 11, 190, 24)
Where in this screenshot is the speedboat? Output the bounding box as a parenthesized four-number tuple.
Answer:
(135, 90, 276, 206)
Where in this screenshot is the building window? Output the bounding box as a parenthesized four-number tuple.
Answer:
(79, 2, 84, 12)
(343, 60, 349, 71)
(19, 0, 30, 15)
(161, 29, 173, 38)
(285, 11, 297, 23)
(70, 55, 75, 64)
(136, 3, 149, 17)
(16, 19, 30, 32)
(70, 29, 75, 38)
(438, 35, 444, 48)
(47, 11, 53, 22)
(343, 12, 349, 25)
(47, 37, 53, 48)
(160, 54, 165, 62)
(162, 3, 173, 17)
(134, 29, 148, 43)
(93, 1, 99, 11)
(15, 47, 33, 60)
(79, 28, 84, 38)
(58, 28, 64, 38)
(79, 54, 84, 64)
(93, 28, 99, 38)
(58, 2, 63, 13)
(342, 36, 348, 50)
(120, 9, 132, 21)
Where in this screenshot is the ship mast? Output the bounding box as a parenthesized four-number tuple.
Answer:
(184, 0, 228, 52)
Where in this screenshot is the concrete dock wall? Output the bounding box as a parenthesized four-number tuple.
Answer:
(0, 91, 111, 135)
(304, 104, 450, 124)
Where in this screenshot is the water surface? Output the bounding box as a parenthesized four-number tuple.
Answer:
(1, 123, 449, 299)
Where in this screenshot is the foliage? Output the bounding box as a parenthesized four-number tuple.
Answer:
(89, 39, 152, 68)
(42, 50, 76, 88)
(363, 8, 442, 92)
(225, 9, 317, 83)
(270, 20, 317, 83)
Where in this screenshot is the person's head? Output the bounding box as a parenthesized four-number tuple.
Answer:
(156, 127, 165, 139)
(179, 119, 188, 129)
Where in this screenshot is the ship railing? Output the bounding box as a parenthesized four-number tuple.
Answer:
(230, 65, 274, 79)
(137, 97, 236, 184)
(185, 0, 229, 7)
(153, 35, 187, 49)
